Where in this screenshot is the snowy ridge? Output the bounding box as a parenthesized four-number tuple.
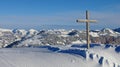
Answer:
(44, 44, 120, 67)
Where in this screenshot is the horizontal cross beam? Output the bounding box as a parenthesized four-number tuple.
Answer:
(76, 19, 97, 23)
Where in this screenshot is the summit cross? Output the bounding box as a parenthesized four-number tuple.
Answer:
(76, 10, 97, 49)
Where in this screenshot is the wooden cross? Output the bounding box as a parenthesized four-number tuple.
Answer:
(76, 10, 97, 49)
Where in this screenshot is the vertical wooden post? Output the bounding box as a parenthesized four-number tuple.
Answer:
(86, 10, 90, 49)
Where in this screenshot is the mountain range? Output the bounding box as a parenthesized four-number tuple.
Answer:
(0, 27, 120, 48)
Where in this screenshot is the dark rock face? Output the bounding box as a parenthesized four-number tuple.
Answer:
(68, 30, 79, 36)
(91, 36, 120, 45)
(114, 28, 120, 33)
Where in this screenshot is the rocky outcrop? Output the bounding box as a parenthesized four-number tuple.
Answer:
(91, 36, 120, 45)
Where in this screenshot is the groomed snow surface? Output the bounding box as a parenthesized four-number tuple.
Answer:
(0, 44, 120, 67)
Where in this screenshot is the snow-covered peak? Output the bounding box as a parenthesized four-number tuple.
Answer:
(13, 29, 27, 36)
(90, 32, 99, 37)
(0, 28, 12, 37)
(99, 28, 120, 36)
(27, 29, 38, 35)
(0, 28, 12, 32)
(101, 28, 115, 34)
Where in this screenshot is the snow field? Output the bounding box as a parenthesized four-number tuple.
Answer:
(0, 44, 120, 67)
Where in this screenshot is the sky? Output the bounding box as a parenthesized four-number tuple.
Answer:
(0, 0, 120, 30)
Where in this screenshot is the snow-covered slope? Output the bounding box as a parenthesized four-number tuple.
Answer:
(0, 44, 120, 67)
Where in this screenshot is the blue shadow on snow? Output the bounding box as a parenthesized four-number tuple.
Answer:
(59, 49, 87, 58)
(39, 46, 60, 52)
(71, 44, 101, 48)
(115, 46, 120, 53)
